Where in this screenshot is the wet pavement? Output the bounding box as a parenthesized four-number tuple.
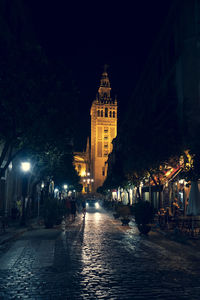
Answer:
(0, 206, 200, 299)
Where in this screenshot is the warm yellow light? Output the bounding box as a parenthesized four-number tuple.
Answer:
(81, 171, 86, 177)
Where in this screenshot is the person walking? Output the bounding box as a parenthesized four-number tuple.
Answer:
(81, 198, 86, 218)
(70, 197, 77, 221)
(65, 197, 71, 220)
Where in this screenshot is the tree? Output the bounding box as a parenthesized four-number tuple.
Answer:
(0, 41, 79, 178)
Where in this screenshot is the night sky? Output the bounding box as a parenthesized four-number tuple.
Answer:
(26, 0, 173, 150)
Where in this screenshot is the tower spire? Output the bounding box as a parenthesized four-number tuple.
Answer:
(97, 66, 111, 102)
(104, 64, 109, 73)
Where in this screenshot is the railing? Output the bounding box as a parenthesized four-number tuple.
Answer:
(156, 213, 200, 237)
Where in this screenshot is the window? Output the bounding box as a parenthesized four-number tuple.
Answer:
(97, 141, 102, 157)
(104, 143, 108, 148)
(113, 111, 115, 118)
(104, 151, 108, 157)
(105, 108, 108, 117)
(97, 110, 100, 117)
(109, 111, 112, 117)
(104, 136, 108, 140)
(102, 167, 105, 176)
(104, 127, 108, 133)
(101, 110, 103, 117)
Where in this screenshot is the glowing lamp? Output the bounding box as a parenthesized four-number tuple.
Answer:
(21, 162, 31, 172)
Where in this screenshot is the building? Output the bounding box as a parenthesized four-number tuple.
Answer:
(90, 69, 117, 192)
(73, 68, 117, 193)
(73, 138, 92, 194)
(105, 0, 200, 210)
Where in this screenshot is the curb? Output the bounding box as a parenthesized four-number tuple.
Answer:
(0, 220, 38, 246)
(0, 228, 27, 245)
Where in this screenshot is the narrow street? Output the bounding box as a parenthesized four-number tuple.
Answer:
(0, 206, 200, 299)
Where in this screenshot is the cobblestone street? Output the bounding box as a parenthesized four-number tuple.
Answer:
(0, 206, 200, 299)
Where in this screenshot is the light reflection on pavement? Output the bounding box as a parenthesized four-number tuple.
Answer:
(0, 206, 200, 299)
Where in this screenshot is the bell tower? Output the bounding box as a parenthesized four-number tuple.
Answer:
(90, 67, 117, 192)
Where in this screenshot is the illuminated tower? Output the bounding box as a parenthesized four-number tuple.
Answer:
(90, 67, 117, 192)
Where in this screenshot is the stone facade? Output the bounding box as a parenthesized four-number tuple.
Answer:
(90, 70, 117, 192)
(74, 69, 117, 193)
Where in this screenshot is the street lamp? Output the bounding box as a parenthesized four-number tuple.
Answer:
(63, 184, 68, 198)
(38, 181, 44, 224)
(21, 162, 31, 172)
(20, 161, 31, 226)
(82, 172, 94, 193)
(54, 188, 59, 198)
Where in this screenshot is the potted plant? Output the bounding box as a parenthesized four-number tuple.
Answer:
(118, 205, 131, 226)
(133, 201, 155, 235)
(113, 212, 120, 219)
(113, 203, 121, 219)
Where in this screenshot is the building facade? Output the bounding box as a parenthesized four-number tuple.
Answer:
(107, 0, 200, 209)
(90, 70, 117, 192)
(73, 69, 117, 193)
(73, 138, 92, 193)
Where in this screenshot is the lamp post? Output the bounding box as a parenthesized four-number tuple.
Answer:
(83, 175, 94, 194)
(38, 181, 44, 224)
(20, 161, 31, 226)
(63, 184, 68, 198)
(54, 188, 60, 199)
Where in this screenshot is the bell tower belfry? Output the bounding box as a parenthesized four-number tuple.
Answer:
(90, 67, 117, 192)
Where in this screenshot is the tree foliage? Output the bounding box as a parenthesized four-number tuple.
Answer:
(0, 39, 80, 187)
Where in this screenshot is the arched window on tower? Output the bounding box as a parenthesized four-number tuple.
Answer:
(97, 110, 100, 117)
(105, 108, 108, 117)
(109, 111, 112, 117)
(113, 111, 115, 118)
(101, 110, 103, 117)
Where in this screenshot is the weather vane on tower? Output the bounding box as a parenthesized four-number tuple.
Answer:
(104, 64, 109, 73)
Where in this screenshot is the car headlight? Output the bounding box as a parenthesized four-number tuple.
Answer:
(95, 202, 100, 208)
